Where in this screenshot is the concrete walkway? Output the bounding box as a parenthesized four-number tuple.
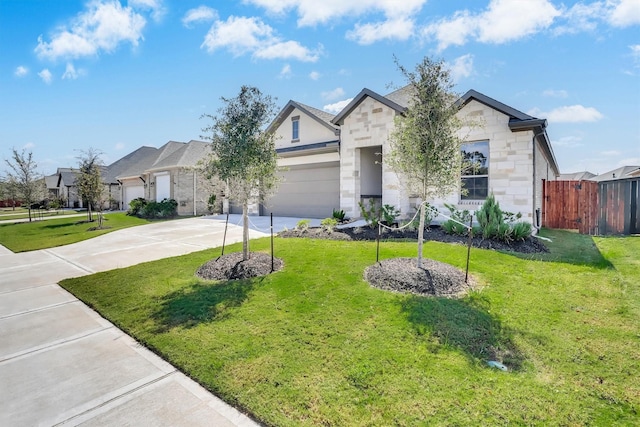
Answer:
(0, 216, 302, 426)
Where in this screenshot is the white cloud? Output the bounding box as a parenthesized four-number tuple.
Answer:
(35, 1, 147, 61)
(14, 66, 28, 77)
(542, 89, 569, 98)
(38, 69, 53, 84)
(201, 15, 320, 62)
(247, 0, 426, 43)
(246, 0, 426, 26)
(309, 71, 321, 80)
(254, 40, 320, 61)
(346, 17, 415, 45)
(553, 135, 583, 148)
(62, 63, 81, 79)
(449, 54, 473, 82)
(323, 97, 352, 114)
(423, 0, 560, 51)
(608, 0, 640, 27)
(553, 2, 604, 35)
(115, 142, 125, 150)
(279, 64, 292, 79)
(321, 87, 345, 101)
(23, 142, 36, 149)
(182, 6, 218, 27)
(129, 0, 166, 22)
(601, 150, 621, 156)
(530, 105, 604, 123)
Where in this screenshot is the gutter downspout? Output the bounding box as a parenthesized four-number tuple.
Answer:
(193, 170, 197, 216)
(532, 129, 546, 231)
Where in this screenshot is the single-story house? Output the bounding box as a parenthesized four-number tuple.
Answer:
(264, 86, 560, 226)
(114, 140, 222, 216)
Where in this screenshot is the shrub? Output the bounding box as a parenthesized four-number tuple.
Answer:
(511, 221, 533, 241)
(129, 198, 177, 219)
(476, 194, 504, 240)
(321, 217, 338, 232)
(442, 203, 472, 236)
(358, 199, 400, 228)
(207, 194, 217, 213)
(332, 208, 346, 222)
(296, 219, 310, 231)
(127, 197, 147, 216)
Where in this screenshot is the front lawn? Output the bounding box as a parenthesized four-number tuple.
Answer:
(0, 207, 81, 221)
(60, 231, 639, 426)
(0, 212, 152, 252)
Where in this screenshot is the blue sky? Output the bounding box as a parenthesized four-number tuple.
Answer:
(1, 0, 638, 177)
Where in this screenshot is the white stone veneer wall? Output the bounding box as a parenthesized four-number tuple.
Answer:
(339, 97, 411, 218)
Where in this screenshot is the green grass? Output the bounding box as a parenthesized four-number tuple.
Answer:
(0, 212, 152, 252)
(60, 231, 640, 426)
(0, 207, 82, 221)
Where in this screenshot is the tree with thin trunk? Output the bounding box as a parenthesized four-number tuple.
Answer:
(201, 85, 279, 260)
(387, 57, 467, 268)
(4, 148, 44, 221)
(76, 148, 105, 224)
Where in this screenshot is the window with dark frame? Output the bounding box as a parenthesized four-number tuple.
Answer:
(291, 116, 300, 141)
(461, 140, 489, 200)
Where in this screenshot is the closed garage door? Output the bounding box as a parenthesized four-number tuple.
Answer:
(262, 162, 339, 218)
(124, 185, 144, 208)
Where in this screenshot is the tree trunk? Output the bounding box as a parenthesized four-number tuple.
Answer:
(417, 201, 426, 268)
(28, 206, 32, 222)
(242, 202, 250, 261)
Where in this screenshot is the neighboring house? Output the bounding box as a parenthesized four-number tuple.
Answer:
(44, 174, 60, 199)
(588, 166, 640, 182)
(265, 87, 560, 225)
(558, 171, 597, 180)
(115, 140, 221, 216)
(56, 168, 82, 208)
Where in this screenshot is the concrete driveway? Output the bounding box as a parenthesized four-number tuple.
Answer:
(0, 216, 288, 426)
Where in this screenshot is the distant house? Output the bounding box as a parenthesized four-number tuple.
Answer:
(558, 171, 597, 180)
(589, 166, 640, 182)
(265, 86, 560, 225)
(113, 140, 221, 216)
(56, 168, 81, 208)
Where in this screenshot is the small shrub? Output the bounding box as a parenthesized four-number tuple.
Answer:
(296, 219, 310, 231)
(476, 194, 505, 239)
(359, 198, 379, 228)
(127, 197, 147, 216)
(207, 194, 217, 213)
(332, 209, 346, 222)
(321, 217, 338, 232)
(442, 203, 472, 236)
(381, 204, 400, 226)
(512, 221, 533, 241)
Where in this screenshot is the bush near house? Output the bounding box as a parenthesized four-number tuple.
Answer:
(127, 198, 178, 219)
(443, 194, 533, 242)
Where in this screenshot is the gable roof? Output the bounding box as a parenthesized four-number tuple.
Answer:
(147, 140, 209, 171)
(111, 146, 162, 180)
(267, 100, 339, 136)
(57, 168, 79, 187)
(589, 165, 640, 182)
(331, 88, 407, 125)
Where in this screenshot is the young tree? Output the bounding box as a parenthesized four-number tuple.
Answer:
(76, 148, 105, 224)
(387, 57, 467, 267)
(201, 85, 279, 260)
(4, 148, 43, 221)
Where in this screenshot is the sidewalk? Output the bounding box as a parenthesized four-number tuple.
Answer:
(0, 217, 267, 426)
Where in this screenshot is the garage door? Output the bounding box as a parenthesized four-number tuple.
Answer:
(124, 185, 144, 209)
(262, 162, 339, 218)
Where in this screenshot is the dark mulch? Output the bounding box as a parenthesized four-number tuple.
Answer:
(279, 225, 548, 254)
(196, 252, 283, 281)
(365, 257, 473, 297)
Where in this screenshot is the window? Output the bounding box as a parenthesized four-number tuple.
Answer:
(461, 141, 489, 200)
(291, 116, 300, 141)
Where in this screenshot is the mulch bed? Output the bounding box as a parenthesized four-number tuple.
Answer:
(278, 225, 549, 254)
(196, 252, 283, 281)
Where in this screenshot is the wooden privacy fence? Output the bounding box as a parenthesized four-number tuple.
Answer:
(543, 178, 640, 235)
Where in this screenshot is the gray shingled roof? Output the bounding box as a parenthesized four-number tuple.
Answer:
(589, 166, 640, 182)
(384, 85, 414, 108)
(267, 100, 339, 135)
(148, 140, 209, 171)
(110, 146, 162, 180)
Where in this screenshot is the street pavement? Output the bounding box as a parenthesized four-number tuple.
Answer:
(0, 215, 313, 426)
